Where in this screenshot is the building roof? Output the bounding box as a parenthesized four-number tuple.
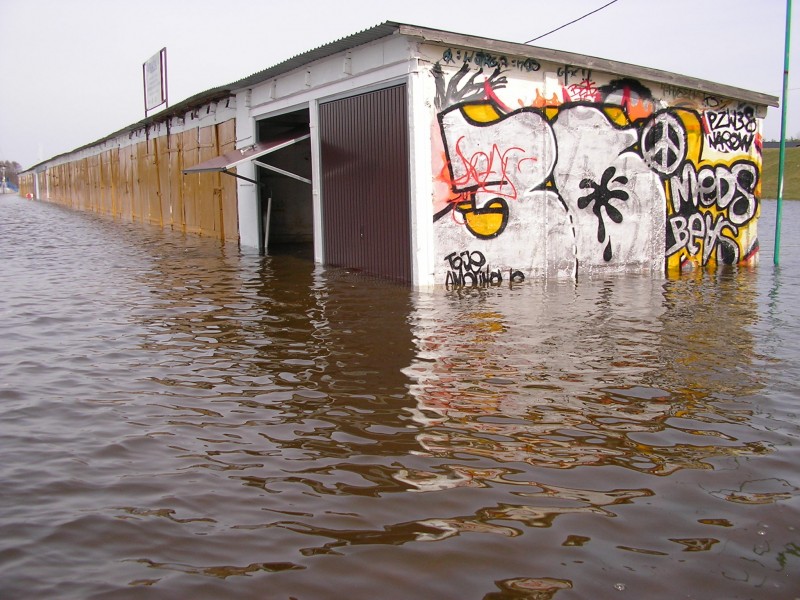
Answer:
(183, 21, 778, 112)
(397, 23, 778, 108)
(25, 21, 779, 172)
(225, 21, 779, 109)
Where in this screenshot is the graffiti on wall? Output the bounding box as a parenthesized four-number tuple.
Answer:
(444, 250, 525, 288)
(431, 54, 761, 285)
(703, 108, 758, 153)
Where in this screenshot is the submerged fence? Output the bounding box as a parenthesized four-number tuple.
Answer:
(19, 119, 239, 242)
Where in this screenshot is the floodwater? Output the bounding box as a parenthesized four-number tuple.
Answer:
(1, 195, 799, 600)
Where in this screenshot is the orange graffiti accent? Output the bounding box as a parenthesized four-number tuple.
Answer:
(436, 152, 453, 185)
(625, 97, 654, 122)
(448, 191, 469, 206)
(436, 152, 463, 206)
(532, 90, 561, 109)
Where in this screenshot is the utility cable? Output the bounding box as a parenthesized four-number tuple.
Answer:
(524, 0, 622, 44)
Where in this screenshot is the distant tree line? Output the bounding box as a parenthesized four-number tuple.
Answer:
(764, 135, 800, 143)
(1, 160, 22, 188)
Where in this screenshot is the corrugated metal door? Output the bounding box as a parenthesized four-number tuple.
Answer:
(320, 85, 411, 282)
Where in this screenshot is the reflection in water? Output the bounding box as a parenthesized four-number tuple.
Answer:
(404, 273, 766, 482)
(1, 196, 799, 599)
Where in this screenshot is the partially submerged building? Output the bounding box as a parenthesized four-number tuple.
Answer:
(19, 22, 778, 286)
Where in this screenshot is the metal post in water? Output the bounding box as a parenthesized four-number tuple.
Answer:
(775, 0, 793, 265)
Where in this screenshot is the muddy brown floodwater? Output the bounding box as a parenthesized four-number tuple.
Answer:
(1, 195, 799, 599)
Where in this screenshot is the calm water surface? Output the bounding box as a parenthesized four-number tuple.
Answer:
(1, 195, 799, 599)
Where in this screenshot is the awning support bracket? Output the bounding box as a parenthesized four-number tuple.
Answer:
(220, 170, 260, 186)
(181, 132, 311, 180)
(252, 160, 311, 185)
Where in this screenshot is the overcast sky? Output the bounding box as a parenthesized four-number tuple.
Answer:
(0, 0, 797, 169)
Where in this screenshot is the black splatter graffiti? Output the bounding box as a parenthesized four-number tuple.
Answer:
(578, 166, 629, 262)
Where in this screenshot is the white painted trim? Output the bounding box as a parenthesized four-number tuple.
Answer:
(235, 103, 260, 250)
(253, 102, 308, 121)
(309, 99, 324, 264)
(249, 63, 412, 119)
(316, 75, 410, 106)
(406, 66, 435, 287)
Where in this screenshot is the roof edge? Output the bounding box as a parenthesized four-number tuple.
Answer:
(396, 23, 779, 108)
(21, 22, 404, 173)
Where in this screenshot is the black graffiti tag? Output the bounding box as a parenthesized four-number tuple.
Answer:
(578, 166, 629, 262)
(705, 108, 757, 153)
(444, 250, 524, 288)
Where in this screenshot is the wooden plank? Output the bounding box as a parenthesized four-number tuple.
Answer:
(217, 119, 239, 241)
(197, 124, 219, 236)
(143, 138, 162, 226)
(119, 146, 133, 220)
(169, 132, 185, 231)
(182, 129, 200, 234)
(109, 147, 119, 217)
(132, 141, 145, 222)
(101, 150, 112, 214)
(156, 137, 172, 227)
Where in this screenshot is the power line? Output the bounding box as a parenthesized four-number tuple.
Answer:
(524, 0, 622, 44)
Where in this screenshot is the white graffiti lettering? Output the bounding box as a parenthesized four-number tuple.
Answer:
(669, 161, 758, 226)
(667, 212, 741, 264)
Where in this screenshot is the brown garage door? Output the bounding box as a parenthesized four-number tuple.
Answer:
(319, 85, 411, 283)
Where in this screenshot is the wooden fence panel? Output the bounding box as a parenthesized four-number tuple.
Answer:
(140, 139, 161, 226)
(131, 142, 144, 222)
(197, 125, 220, 236)
(155, 137, 172, 227)
(119, 146, 133, 221)
(109, 147, 120, 217)
(218, 119, 238, 241)
(168, 133, 185, 231)
(88, 155, 100, 212)
(79, 158, 89, 210)
(99, 150, 112, 215)
(21, 117, 238, 242)
(182, 129, 200, 234)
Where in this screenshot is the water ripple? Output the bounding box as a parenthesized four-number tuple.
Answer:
(1, 196, 799, 599)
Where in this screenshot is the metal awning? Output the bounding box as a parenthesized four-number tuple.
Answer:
(182, 133, 310, 185)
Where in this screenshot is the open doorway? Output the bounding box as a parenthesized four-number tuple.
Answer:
(256, 107, 312, 258)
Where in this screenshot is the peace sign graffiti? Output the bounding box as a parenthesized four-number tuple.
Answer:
(641, 111, 687, 177)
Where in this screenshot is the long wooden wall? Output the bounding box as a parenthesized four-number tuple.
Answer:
(19, 119, 238, 241)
